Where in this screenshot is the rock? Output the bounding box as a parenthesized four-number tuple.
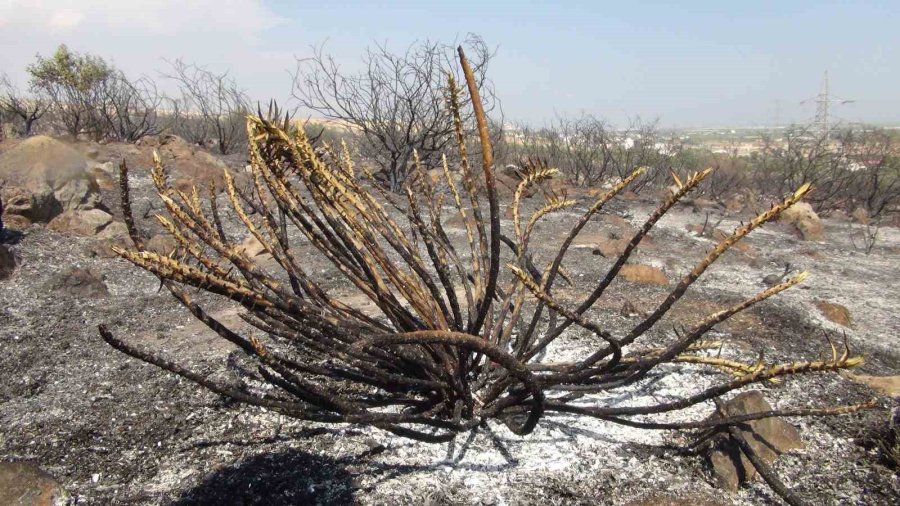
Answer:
(814, 300, 852, 327)
(47, 267, 109, 298)
(1, 214, 32, 232)
(0, 461, 68, 506)
(0, 245, 15, 280)
(48, 209, 113, 236)
(706, 391, 805, 491)
(1, 186, 61, 224)
(618, 264, 668, 285)
(780, 202, 824, 241)
(145, 233, 180, 256)
(237, 236, 267, 257)
(843, 374, 900, 397)
(53, 176, 102, 212)
(0, 135, 101, 220)
(88, 166, 117, 190)
(97, 221, 129, 242)
(90, 222, 132, 258)
(592, 238, 628, 258)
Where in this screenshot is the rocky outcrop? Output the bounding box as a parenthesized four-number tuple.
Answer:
(0, 136, 103, 227)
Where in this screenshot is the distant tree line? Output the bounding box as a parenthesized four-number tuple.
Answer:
(1, 43, 897, 218)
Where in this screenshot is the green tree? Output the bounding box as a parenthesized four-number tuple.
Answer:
(27, 44, 114, 138)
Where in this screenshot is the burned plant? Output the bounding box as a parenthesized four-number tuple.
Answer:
(100, 48, 878, 499)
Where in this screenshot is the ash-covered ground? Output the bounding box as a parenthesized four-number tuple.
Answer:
(1, 167, 899, 505)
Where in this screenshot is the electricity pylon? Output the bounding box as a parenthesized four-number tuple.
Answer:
(801, 71, 854, 138)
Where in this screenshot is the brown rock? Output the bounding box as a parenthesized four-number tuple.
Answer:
(706, 391, 804, 491)
(0, 186, 60, 224)
(90, 222, 132, 258)
(237, 236, 267, 257)
(0, 135, 101, 218)
(780, 202, 824, 241)
(592, 238, 629, 258)
(814, 300, 852, 327)
(0, 245, 15, 280)
(2, 214, 32, 232)
(47, 209, 113, 236)
(145, 233, 180, 256)
(843, 374, 900, 397)
(618, 264, 668, 285)
(0, 461, 68, 506)
(89, 166, 117, 190)
(47, 267, 109, 298)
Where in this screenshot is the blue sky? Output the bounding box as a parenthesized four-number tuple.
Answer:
(1, 1, 897, 127)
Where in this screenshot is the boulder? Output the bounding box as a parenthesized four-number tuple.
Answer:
(706, 391, 804, 491)
(53, 176, 101, 212)
(0, 135, 101, 220)
(47, 267, 109, 298)
(0, 245, 15, 280)
(814, 300, 852, 327)
(779, 202, 824, 241)
(90, 222, 133, 258)
(48, 209, 113, 236)
(618, 264, 668, 285)
(0, 461, 68, 506)
(0, 186, 60, 224)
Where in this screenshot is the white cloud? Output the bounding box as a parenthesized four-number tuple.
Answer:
(48, 9, 85, 30)
(1, 0, 282, 41)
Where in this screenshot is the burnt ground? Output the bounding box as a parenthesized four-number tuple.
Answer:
(1, 170, 899, 505)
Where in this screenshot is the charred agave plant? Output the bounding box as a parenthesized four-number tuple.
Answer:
(101, 48, 876, 498)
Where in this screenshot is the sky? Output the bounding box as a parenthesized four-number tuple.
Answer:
(0, 0, 897, 128)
